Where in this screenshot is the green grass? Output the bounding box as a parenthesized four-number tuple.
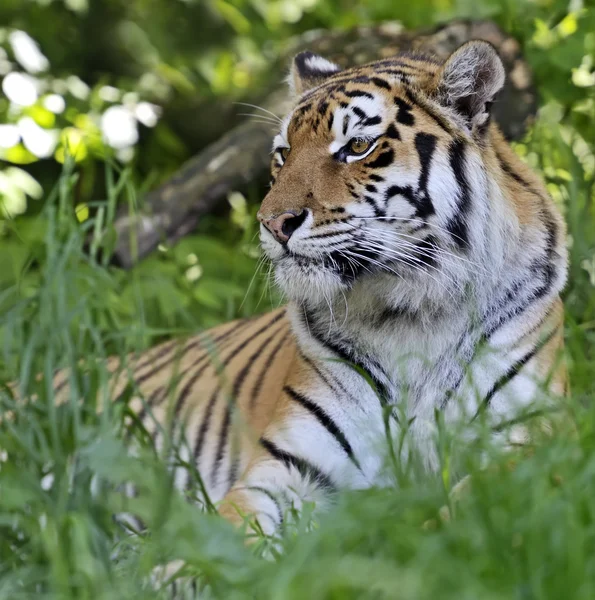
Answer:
(2, 15, 595, 600)
(0, 136, 593, 600)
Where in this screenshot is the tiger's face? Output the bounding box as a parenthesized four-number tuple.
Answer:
(258, 42, 505, 305)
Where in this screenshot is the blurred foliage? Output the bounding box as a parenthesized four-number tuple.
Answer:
(0, 1, 594, 597)
(0, 0, 594, 358)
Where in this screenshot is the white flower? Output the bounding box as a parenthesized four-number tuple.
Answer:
(2, 72, 38, 106)
(9, 30, 49, 74)
(18, 117, 59, 158)
(101, 105, 138, 149)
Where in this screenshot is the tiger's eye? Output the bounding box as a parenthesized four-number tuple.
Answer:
(349, 138, 372, 155)
(280, 147, 290, 160)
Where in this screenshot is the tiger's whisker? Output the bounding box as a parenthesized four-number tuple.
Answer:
(364, 229, 489, 275)
(234, 102, 283, 123)
(346, 220, 488, 272)
(237, 113, 282, 125)
(349, 215, 484, 262)
(347, 225, 488, 277)
(237, 116, 279, 129)
(360, 234, 487, 280)
(240, 254, 267, 311)
(345, 243, 461, 300)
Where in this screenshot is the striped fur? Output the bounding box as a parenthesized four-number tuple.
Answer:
(52, 41, 569, 535)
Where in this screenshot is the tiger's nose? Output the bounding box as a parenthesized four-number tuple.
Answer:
(259, 210, 308, 244)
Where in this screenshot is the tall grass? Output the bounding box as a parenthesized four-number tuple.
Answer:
(1, 51, 595, 600)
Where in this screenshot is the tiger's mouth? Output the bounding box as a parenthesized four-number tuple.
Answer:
(262, 221, 432, 302)
(275, 243, 381, 284)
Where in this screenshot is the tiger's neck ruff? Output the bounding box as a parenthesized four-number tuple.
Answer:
(257, 42, 566, 428)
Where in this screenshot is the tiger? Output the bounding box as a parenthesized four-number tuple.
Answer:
(44, 39, 568, 536)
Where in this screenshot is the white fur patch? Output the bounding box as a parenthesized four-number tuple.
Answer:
(304, 55, 341, 73)
(272, 116, 291, 152)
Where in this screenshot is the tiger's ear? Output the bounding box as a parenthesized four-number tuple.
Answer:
(289, 51, 342, 97)
(436, 41, 505, 132)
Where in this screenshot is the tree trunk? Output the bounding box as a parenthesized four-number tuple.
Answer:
(112, 19, 536, 268)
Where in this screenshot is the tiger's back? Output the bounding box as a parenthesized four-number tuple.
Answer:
(48, 308, 295, 501)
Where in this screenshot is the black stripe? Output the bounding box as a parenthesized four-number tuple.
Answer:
(374, 303, 421, 326)
(446, 138, 471, 250)
(414, 235, 441, 269)
(290, 69, 391, 103)
(249, 333, 290, 411)
(385, 184, 415, 204)
(284, 385, 356, 464)
(394, 97, 415, 126)
(327, 246, 380, 282)
(302, 308, 389, 404)
(405, 89, 452, 134)
(124, 385, 165, 444)
(136, 385, 165, 424)
(385, 123, 400, 139)
(134, 319, 249, 388)
(343, 89, 374, 100)
(374, 69, 411, 84)
(294, 102, 312, 116)
(389, 52, 441, 66)
(438, 333, 478, 410)
(244, 486, 284, 524)
(352, 106, 368, 122)
(327, 112, 334, 131)
(373, 56, 439, 69)
(308, 73, 371, 89)
(134, 325, 251, 451)
(260, 437, 335, 491)
(300, 351, 356, 403)
(414, 132, 437, 219)
(128, 338, 178, 377)
(484, 209, 559, 337)
(189, 387, 219, 485)
(342, 114, 350, 136)
(496, 150, 542, 198)
(212, 326, 285, 487)
(365, 149, 394, 169)
(474, 327, 559, 418)
(171, 323, 252, 420)
(370, 77, 391, 90)
(306, 230, 349, 240)
(191, 311, 286, 468)
(363, 116, 382, 127)
(415, 133, 436, 192)
(364, 195, 383, 216)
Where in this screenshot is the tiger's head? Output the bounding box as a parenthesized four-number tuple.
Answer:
(258, 41, 509, 306)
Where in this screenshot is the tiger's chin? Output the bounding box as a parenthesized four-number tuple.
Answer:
(272, 257, 348, 305)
